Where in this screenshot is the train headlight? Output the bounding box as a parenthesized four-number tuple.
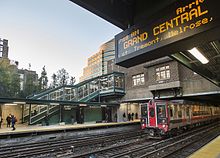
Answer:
(162, 118, 167, 124)
(162, 124, 166, 128)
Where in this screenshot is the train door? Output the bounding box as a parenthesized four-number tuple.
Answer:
(156, 103, 167, 125)
(148, 101, 157, 127)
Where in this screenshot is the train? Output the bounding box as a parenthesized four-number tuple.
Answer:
(140, 99, 220, 137)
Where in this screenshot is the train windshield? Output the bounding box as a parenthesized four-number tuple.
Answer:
(141, 104, 148, 117)
(156, 104, 166, 124)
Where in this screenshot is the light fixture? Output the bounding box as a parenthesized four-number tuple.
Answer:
(50, 103, 60, 106)
(188, 47, 209, 64)
(4, 103, 17, 106)
(79, 104, 87, 107)
(13, 101, 26, 104)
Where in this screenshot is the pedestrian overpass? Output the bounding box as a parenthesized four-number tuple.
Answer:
(24, 72, 125, 124)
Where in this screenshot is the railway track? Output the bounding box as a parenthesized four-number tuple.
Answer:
(65, 122, 219, 158)
(1, 122, 219, 158)
(138, 124, 220, 158)
(0, 129, 145, 158)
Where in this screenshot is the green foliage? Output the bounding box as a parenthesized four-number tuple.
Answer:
(38, 66, 48, 90)
(70, 76, 76, 85)
(56, 68, 69, 86)
(50, 73, 58, 88)
(0, 59, 20, 97)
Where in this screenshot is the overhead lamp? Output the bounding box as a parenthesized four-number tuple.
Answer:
(4, 103, 17, 106)
(50, 103, 60, 106)
(188, 47, 209, 64)
(13, 101, 26, 104)
(79, 104, 87, 107)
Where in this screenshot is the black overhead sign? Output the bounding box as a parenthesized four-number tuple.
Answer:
(115, 0, 220, 67)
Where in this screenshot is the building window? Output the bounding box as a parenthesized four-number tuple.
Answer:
(132, 73, 144, 86)
(156, 65, 170, 81)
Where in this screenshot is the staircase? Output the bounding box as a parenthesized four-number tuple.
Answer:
(25, 72, 125, 125)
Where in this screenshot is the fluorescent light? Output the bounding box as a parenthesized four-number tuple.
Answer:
(13, 101, 26, 104)
(188, 47, 209, 64)
(79, 104, 87, 107)
(65, 87, 71, 90)
(4, 103, 17, 106)
(50, 103, 60, 105)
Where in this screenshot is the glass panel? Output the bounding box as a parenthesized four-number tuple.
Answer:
(156, 65, 170, 80)
(78, 86, 83, 99)
(100, 77, 108, 90)
(160, 71, 166, 79)
(169, 108, 173, 117)
(132, 73, 144, 86)
(149, 108, 155, 117)
(160, 66, 165, 70)
(157, 105, 166, 118)
(156, 72, 160, 81)
(166, 70, 170, 78)
(157, 104, 166, 124)
(133, 79, 136, 86)
(186, 107, 190, 116)
(83, 84, 88, 97)
(108, 75, 114, 88)
(141, 104, 148, 117)
(115, 76, 122, 88)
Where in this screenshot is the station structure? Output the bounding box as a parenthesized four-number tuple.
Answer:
(0, 0, 220, 128)
(0, 0, 220, 156)
(69, 0, 220, 157)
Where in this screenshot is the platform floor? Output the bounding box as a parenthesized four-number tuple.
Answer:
(0, 120, 140, 136)
(188, 135, 220, 158)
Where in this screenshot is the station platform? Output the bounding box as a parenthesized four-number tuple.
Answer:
(188, 135, 220, 158)
(0, 120, 140, 139)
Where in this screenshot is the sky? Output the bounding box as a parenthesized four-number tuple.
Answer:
(0, 0, 122, 83)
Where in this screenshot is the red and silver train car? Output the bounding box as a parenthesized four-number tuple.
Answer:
(141, 100, 220, 137)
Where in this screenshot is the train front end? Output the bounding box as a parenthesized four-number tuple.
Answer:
(142, 100, 170, 137)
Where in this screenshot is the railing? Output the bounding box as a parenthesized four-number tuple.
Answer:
(29, 105, 60, 124)
(25, 72, 125, 125)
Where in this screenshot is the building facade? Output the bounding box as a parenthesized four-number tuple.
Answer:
(18, 69, 38, 91)
(0, 38, 9, 58)
(80, 39, 115, 82)
(78, 38, 220, 122)
(107, 56, 220, 102)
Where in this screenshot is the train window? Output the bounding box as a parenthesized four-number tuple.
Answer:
(174, 106, 178, 118)
(149, 108, 155, 117)
(170, 108, 173, 117)
(141, 104, 148, 117)
(157, 105, 166, 118)
(186, 107, 190, 116)
(178, 111, 182, 118)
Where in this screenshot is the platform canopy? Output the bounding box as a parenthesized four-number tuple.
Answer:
(70, 0, 220, 87)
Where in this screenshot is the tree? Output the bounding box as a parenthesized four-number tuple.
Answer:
(38, 66, 48, 90)
(69, 76, 76, 85)
(56, 68, 69, 86)
(50, 73, 58, 88)
(0, 58, 20, 97)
